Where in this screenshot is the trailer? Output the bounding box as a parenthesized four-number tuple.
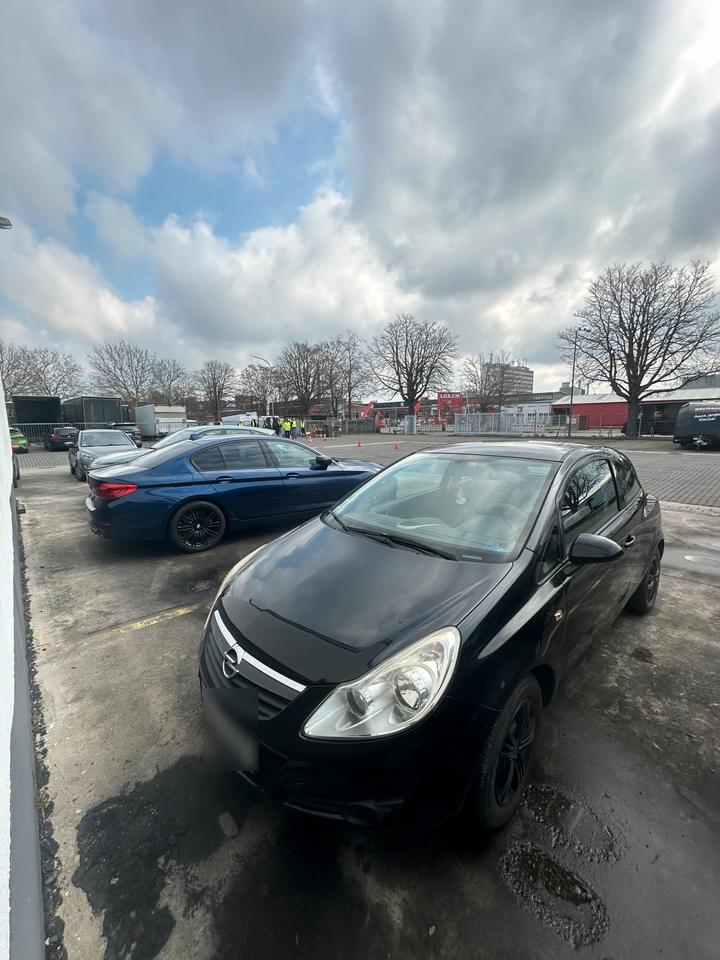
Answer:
(11, 395, 63, 443)
(135, 404, 187, 439)
(673, 401, 720, 449)
(12, 395, 62, 425)
(62, 396, 123, 427)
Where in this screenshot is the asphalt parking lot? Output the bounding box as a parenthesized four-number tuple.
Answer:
(19, 434, 720, 959)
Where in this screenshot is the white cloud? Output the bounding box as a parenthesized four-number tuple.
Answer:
(0, 222, 158, 345)
(149, 189, 417, 352)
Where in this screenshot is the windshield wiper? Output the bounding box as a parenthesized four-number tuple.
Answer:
(340, 522, 457, 560)
(381, 533, 458, 560)
(324, 508, 350, 532)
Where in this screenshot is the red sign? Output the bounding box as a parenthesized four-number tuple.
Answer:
(437, 391, 463, 411)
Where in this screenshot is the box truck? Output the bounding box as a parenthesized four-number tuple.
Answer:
(134, 404, 187, 438)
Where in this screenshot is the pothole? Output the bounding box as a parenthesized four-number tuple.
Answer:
(500, 841, 609, 947)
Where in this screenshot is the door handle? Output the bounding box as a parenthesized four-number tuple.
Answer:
(285, 473, 301, 479)
(216, 476, 234, 483)
(623, 535, 636, 547)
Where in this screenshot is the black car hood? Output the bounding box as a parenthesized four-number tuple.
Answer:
(220, 516, 511, 684)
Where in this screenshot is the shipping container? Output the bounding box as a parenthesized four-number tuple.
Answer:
(12, 395, 62, 425)
(62, 396, 123, 426)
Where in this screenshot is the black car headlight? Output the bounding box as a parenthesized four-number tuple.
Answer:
(303, 627, 460, 739)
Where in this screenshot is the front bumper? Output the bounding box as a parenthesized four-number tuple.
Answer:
(199, 611, 493, 827)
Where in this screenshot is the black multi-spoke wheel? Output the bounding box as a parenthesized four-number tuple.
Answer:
(626, 548, 661, 614)
(495, 698, 537, 807)
(169, 500, 226, 553)
(465, 675, 543, 831)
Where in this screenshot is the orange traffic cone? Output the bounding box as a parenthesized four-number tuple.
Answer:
(394, 441, 400, 450)
(357, 440, 363, 447)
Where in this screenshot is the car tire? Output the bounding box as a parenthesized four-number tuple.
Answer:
(625, 548, 661, 615)
(464, 675, 542, 831)
(75, 463, 86, 481)
(70, 462, 76, 476)
(168, 500, 226, 553)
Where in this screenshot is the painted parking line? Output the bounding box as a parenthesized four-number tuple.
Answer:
(86, 603, 205, 640)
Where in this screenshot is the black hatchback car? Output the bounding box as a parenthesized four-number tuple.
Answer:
(199, 441, 663, 829)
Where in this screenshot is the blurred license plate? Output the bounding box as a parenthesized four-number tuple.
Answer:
(204, 687, 258, 772)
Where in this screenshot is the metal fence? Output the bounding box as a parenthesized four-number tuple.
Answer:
(10, 422, 117, 443)
(306, 418, 377, 438)
(455, 411, 676, 438)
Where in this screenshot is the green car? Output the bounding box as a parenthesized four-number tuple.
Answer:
(10, 427, 29, 453)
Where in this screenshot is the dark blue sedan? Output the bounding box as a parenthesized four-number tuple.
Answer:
(86, 435, 382, 552)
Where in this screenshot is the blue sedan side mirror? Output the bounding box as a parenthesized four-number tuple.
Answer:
(314, 455, 333, 470)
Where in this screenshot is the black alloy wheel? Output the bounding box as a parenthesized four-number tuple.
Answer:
(75, 462, 86, 481)
(626, 549, 661, 614)
(495, 698, 537, 808)
(465, 675, 543, 831)
(169, 501, 226, 553)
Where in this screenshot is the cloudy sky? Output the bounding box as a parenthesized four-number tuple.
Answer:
(1, 0, 719, 391)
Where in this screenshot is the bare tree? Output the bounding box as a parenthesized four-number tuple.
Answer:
(337, 331, 371, 418)
(317, 338, 345, 416)
(462, 351, 526, 410)
(23, 347, 85, 398)
(151, 356, 190, 405)
(559, 261, 720, 437)
(0, 340, 31, 399)
(276, 341, 323, 415)
(194, 360, 237, 421)
(369, 314, 458, 417)
(87, 340, 156, 407)
(239, 363, 274, 413)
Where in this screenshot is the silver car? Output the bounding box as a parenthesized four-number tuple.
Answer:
(69, 429, 137, 481)
(90, 424, 275, 471)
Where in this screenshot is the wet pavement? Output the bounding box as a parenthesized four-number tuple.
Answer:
(18, 442, 720, 960)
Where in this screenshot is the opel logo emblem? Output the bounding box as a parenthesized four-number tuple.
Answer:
(222, 645, 244, 679)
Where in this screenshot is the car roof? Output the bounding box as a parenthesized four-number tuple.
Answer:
(422, 440, 616, 462)
(189, 432, 278, 444)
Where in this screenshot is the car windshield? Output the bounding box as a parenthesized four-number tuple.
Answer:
(81, 430, 135, 447)
(331, 452, 556, 561)
(153, 426, 255, 448)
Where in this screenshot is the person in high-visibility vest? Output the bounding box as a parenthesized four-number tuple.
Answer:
(300, 418, 306, 437)
(283, 418, 291, 438)
(290, 418, 297, 439)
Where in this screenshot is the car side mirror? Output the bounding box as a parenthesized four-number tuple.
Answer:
(569, 533, 623, 564)
(313, 455, 333, 470)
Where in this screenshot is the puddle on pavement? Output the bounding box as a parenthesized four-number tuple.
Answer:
(522, 782, 622, 863)
(500, 841, 609, 947)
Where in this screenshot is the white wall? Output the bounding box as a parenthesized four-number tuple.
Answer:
(1, 384, 14, 960)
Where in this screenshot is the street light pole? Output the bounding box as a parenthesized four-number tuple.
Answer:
(250, 355, 273, 417)
(567, 328, 579, 439)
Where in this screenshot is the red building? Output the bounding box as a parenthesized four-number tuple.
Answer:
(551, 393, 628, 429)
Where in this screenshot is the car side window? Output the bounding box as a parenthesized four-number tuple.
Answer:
(220, 440, 267, 470)
(560, 459, 619, 537)
(269, 441, 319, 468)
(614, 457, 642, 506)
(191, 445, 226, 472)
